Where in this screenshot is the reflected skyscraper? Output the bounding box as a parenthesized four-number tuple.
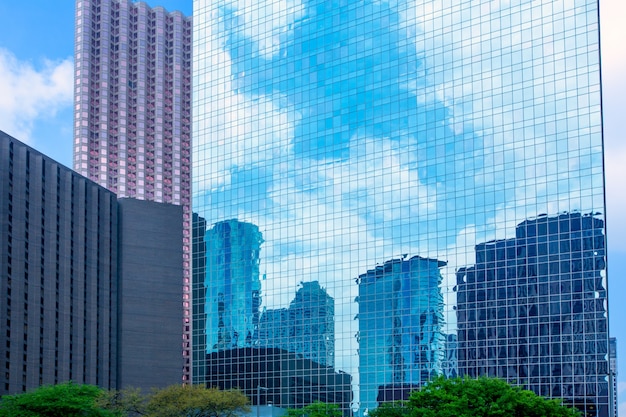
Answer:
(442, 334, 458, 379)
(456, 213, 609, 416)
(204, 220, 263, 352)
(192, 0, 611, 414)
(260, 281, 335, 367)
(356, 256, 446, 413)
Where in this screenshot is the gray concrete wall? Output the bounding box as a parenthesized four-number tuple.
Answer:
(117, 198, 183, 390)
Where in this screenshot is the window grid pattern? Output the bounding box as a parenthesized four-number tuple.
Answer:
(192, 0, 609, 415)
(73, 0, 193, 382)
(0, 132, 117, 395)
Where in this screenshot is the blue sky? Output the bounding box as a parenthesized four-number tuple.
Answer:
(1, 0, 626, 411)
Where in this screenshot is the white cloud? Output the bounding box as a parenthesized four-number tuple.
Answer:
(214, 0, 304, 60)
(600, 0, 626, 82)
(600, 0, 626, 253)
(0, 48, 73, 143)
(605, 146, 626, 252)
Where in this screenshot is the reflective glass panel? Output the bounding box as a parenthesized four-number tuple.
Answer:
(192, 0, 608, 415)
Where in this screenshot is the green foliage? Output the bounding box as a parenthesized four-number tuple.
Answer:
(144, 385, 250, 417)
(96, 387, 146, 417)
(369, 376, 582, 417)
(0, 381, 114, 417)
(367, 401, 408, 417)
(285, 401, 342, 417)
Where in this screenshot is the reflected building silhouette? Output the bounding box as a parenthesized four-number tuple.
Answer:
(204, 220, 264, 352)
(205, 347, 352, 416)
(201, 221, 346, 412)
(442, 334, 458, 378)
(260, 281, 335, 367)
(456, 213, 609, 417)
(356, 256, 446, 413)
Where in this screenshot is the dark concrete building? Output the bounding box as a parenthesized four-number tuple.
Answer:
(117, 198, 183, 390)
(0, 131, 182, 394)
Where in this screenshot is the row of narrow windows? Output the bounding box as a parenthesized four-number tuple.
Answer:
(2, 140, 116, 392)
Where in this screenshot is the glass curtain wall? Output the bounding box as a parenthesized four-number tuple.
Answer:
(192, 0, 609, 415)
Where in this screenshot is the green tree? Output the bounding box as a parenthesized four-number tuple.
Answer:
(144, 385, 249, 417)
(369, 376, 581, 417)
(285, 401, 342, 417)
(367, 402, 408, 417)
(97, 387, 146, 417)
(0, 382, 114, 417)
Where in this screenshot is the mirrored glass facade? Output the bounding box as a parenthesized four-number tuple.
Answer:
(192, 0, 609, 415)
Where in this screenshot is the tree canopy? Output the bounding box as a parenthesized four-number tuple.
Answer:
(285, 401, 342, 417)
(143, 385, 250, 417)
(0, 383, 250, 417)
(369, 376, 582, 417)
(0, 381, 114, 417)
(97, 386, 145, 417)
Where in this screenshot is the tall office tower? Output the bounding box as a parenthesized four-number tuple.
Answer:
(1, 131, 118, 394)
(0, 131, 183, 394)
(192, 0, 610, 415)
(610, 338, 618, 417)
(73, 0, 193, 381)
(204, 220, 264, 353)
(456, 213, 609, 416)
(259, 281, 335, 367)
(356, 256, 446, 413)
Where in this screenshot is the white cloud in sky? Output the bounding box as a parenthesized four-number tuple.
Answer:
(600, 0, 626, 253)
(0, 48, 73, 143)
(600, 1, 626, 82)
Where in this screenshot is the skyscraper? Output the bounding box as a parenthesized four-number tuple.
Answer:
(0, 131, 183, 394)
(610, 338, 618, 417)
(73, 0, 193, 381)
(192, 0, 610, 415)
(1, 131, 118, 393)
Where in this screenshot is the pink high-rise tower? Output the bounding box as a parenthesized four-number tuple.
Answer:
(73, 0, 192, 383)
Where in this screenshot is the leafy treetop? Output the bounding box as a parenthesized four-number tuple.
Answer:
(285, 401, 342, 417)
(369, 376, 582, 417)
(0, 381, 114, 417)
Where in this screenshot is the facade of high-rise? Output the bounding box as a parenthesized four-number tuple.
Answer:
(1, 131, 118, 393)
(456, 213, 609, 416)
(192, 0, 611, 415)
(0, 131, 183, 394)
(73, 0, 193, 381)
(610, 338, 618, 417)
(116, 198, 183, 390)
